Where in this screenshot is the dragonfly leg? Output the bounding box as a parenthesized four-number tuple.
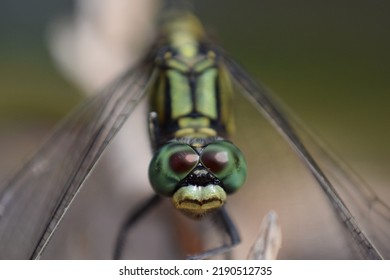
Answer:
(186, 206, 240, 260)
(113, 194, 161, 259)
(148, 111, 160, 152)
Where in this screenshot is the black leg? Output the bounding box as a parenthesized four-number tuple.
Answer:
(186, 206, 241, 260)
(113, 194, 161, 259)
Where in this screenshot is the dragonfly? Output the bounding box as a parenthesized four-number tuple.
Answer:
(0, 0, 389, 260)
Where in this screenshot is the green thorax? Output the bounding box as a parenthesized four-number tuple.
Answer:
(151, 13, 235, 145)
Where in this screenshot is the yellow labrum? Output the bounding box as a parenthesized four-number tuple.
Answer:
(172, 185, 227, 218)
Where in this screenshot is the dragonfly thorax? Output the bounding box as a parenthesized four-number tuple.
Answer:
(150, 47, 235, 144)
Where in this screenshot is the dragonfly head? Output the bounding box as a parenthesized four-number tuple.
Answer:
(148, 139, 247, 218)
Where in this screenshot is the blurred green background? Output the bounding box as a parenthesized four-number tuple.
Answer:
(0, 0, 81, 120)
(0, 0, 389, 192)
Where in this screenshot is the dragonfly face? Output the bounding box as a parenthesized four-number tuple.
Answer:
(149, 139, 246, 218)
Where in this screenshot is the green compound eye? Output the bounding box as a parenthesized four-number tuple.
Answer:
(149, 143, 199, 196)
(200, 141, 247, 194)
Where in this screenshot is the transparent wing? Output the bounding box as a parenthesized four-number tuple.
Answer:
(0, 61, 156, 260)
(221, 52, 390, 259)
